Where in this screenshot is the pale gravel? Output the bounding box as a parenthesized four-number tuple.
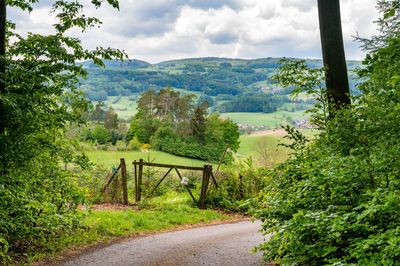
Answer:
(59, 220, 266, 266)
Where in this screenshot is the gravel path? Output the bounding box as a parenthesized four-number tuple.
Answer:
(60, 220, 266, 266)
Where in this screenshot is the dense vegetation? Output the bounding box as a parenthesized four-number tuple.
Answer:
(0, 0, 126, 262)
(127, 87, 240, 162)
(256, 1, 400, 264)
(218, 93, 292, 113)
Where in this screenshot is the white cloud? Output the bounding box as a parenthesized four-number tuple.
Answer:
(8, 0, 380, 63)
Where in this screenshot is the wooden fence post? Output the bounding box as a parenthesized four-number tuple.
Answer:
(138, 159, 143, 201)
(120, 158, 128, 205)
(199, 165, 211, 209)
(134, 160, 138, 202)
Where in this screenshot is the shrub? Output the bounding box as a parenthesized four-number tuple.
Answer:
(255, 3, 400, 263)
(206, 159, 266, 213)
(128, 138, 141, 151)
(115, 140, 129, 151)
(91, 125, 111, 144)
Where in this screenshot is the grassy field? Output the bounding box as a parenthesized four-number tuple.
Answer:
(237, 134, 290, 165)
(85, 150, 210, 169)
(236, 129, 317, 166)
(220, 111, 307, 127)
(85, 129, 317, 169)
(103, 96, 138, 119)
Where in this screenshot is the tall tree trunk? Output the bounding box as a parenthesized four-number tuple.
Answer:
(0, 0, 6, 135)
(0, 0, 6, 171)
(317, 0, 351, 114)
(0, 0, 5, 58)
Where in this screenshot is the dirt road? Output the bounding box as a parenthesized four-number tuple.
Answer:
(59, 220, 266, 266)
(249, 129, 287, 136)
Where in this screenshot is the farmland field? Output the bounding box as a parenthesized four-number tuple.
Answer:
(220, 111, 307, 127)
(86, 150, 211, 168)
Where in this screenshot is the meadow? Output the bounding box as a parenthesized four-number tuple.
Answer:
(84, 132, 310, 170)
(219, 110, 306, 127)
(85, 149, 211, 168)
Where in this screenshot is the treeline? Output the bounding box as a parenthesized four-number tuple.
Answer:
(81, 66, 268, 101)
(128, 87, 240, 162)
(218, 94, 292, 113)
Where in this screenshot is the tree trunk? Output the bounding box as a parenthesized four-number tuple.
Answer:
(0, 0, 6, 137)
(0, 0, 5, 58)
(0, 0, 6, 172)
(317, 0, 351, 113)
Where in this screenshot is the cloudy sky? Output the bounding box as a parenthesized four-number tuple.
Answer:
(9, 0, 380, 64)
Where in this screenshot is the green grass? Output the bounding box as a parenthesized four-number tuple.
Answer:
(103, 96, 138, 119)
(236, 129, 317, 166)
(25, 192, 232, 264)
(221, 111, 307, 127)
(86, 150, 210, 168)
(237, 134, 289, 165)
(237, 135, 279, 157)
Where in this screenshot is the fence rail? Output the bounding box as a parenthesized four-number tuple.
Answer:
(102, 158, 218, 209)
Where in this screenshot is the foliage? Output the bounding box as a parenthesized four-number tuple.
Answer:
(128, 137, 141, 151)
(104, 107, 119, 131)
(0, 0, 125, 262)
(130, 89, 240, 162)
(270, 58, 329, 129)
(91, 125, 112, 145)
(207, 158, 267, 213)
(255, 2, 400, 264)
(218, 93, 291, 113)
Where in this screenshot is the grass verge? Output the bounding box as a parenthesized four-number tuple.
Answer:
(23, 193, 235, 264)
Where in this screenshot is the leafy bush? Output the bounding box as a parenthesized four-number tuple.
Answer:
(255, 3, 400, 264)
(115, 140, 129, 151)
(206, 158, 266, 213)
(128, 137, 141, 151)
(0, 0, 124, 262)
(91, 125, 111, 144)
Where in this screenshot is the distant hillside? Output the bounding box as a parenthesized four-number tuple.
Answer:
(79, 57, 362, 117)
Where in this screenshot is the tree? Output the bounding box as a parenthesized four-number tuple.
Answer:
(317, 0, 351, 112)
(256, 2, 400, 264)
(104, 106, 119, 131)
(92, 125, 111, 144)
(91, 101, 106, 123)
(191, 103, 207, 143)
(137, 90, 156, 117)
(155, 85, 179, 119)
(0, 0, 124, 261)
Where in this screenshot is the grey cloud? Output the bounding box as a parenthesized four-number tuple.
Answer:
(208, 32, 238, 44)
(281, 0, 315, 12)
(183, 0, 242, 10)
(107, 17, 173, 38)
(257, 5, 278, 19)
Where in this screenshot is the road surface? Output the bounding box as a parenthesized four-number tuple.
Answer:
(59, 220, 266, 266)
